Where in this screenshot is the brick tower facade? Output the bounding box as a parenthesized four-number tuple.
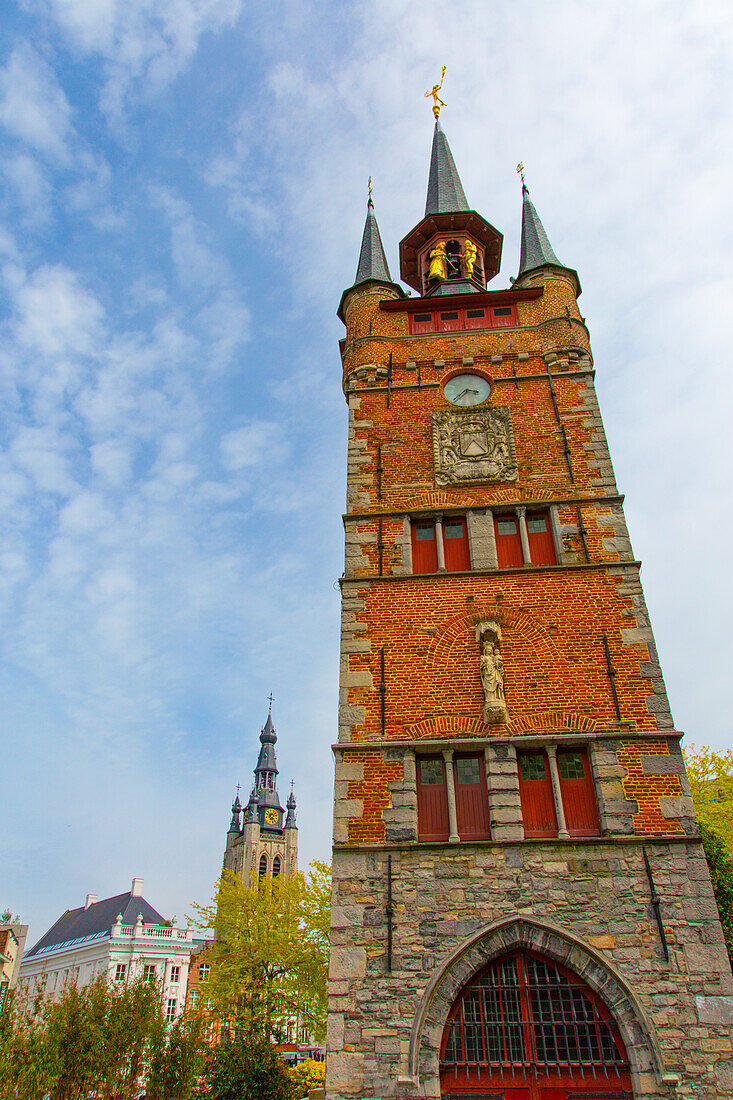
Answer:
(224, 708, 298, 882)
(326, 120, 732, 1100)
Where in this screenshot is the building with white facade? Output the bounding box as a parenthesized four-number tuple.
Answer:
(18, 878, 196, 1022)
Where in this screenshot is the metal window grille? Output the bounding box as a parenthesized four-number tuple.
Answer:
(443, 952, 628, 1077)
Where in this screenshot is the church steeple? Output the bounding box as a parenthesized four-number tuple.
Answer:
(516, 182, 580, 293)
(424, 120, 469, 216)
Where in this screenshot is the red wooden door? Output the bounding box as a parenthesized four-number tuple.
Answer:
(412, 520, 438, 573)
(443, 516, 471, 571)
(518, 753, 558, 838)
(557, 750, 601, 836)
(494, 515, 524, 567)
(416, 755, 450, 841)
(526, 512, 556, 565)
(437, 309, 462, 331)
(453, 754, 490, 839)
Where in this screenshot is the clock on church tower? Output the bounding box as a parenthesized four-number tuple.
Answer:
(222, 706, 298, 882)
(326, 101, 731, 1100)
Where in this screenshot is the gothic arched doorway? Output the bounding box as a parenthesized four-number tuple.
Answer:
(440, 950, 632, 1100)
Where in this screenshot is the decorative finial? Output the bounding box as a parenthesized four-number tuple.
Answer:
(235, 783, 241, 795)
(368, 176, 373, 206)
(517, 162, 526, 189)
(267, 691, 273, 712)
(425, 66, 447, 120)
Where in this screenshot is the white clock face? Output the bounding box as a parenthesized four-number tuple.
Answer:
(443, 373, 491, 406)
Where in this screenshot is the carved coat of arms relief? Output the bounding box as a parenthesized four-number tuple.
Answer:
(431, 407, 518, 487)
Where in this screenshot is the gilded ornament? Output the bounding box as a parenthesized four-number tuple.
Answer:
(425, 66, 447, 119)
(428, 240, 447, 282)
(463, 239, 478, 279)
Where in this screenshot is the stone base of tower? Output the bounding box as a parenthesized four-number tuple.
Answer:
(325, 838, 733, 1100)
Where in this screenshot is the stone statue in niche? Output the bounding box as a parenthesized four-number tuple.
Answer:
(476, 619, 507, 725)
(431, 407, 518, 487)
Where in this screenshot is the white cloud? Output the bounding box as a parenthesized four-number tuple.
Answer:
(2, 153, 53, 224)
(13, 265, 105, 357)
(220, 420, 288, 472)
(0, 42, 74, 162)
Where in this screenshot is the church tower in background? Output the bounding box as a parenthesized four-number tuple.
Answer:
(327, 95, 732, 1100)
(224, 706, 298, 881)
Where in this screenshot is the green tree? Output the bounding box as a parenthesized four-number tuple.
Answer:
(146, 1010, 208, 1100)
(201, 1035, 293, 1100)
(192, 861, 330, 1043)
(683, 743, 733, 850)
(699, 822, 733, 966)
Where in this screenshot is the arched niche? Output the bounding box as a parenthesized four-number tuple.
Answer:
(405, 917, 668, 1097)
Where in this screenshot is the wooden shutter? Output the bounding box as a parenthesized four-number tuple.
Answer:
(557, 750, 601, 837)
(411, 311, 434, 334)
(412, 520, 438, 573)
(490, 305, 515, 328)
(437, 310, 462, 332)
(518, 753, 558, 838)
(494, 514, 524, 568)
(416, 756, 450, 841)
(464, 307, 487, 330)
(526, 512, 556, 565)
(453, 754, 490, 839)
(443, 516, 471, 571)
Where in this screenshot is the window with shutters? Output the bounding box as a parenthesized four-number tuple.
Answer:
(416, 755, 450, 841)
(443, 516, 470, 571)
(558, 749, 601, 836)
(411, 520, 438, 573)
(272, 855, 281, 877)
(494, 514, 524, 568)
(259, 854, 268, 878)
(453, 754, 490, 839)
(526, 511, 556, 565)
(518, 752, 558, 838)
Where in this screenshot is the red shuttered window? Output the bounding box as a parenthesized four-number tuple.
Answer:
(526, 512, 556, 565)
(412, 520, 438, 573)
(490, 305, 515, 327)
(464, 308, 487, 330)
(557, 750, 601, 837)
(412, 311, 434, 334)
(443, 516, 471, 571)
(494, 515, 524, 568)
(518, 753, 558, 838)
(417, 756, 450, 841)
(454, 754, 490, 839)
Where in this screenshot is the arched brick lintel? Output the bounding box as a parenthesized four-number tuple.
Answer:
(406, 916, 667, 1093)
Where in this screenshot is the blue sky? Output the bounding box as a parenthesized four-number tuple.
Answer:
(1, 0, 731, 940)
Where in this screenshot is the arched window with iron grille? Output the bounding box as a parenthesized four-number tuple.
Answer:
(440, 950, 631, 1099)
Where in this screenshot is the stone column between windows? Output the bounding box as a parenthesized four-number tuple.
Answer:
(442, 749, 460, 843)
(545, 744, 570, 839)
(435, 515, 446, 571)
(516, 505, 531, 564)
(549, 504, 565, 564)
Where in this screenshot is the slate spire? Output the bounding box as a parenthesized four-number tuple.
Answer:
(424, 120, 469, 216)
(517, 184, 562, 278)
(354, 196, 393, 285)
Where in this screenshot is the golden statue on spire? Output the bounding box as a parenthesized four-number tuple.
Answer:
(517, 162, 526, 187)
(425, 66, 447, 119)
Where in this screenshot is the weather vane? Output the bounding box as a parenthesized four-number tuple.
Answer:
(368, 175, 373, 204)
(268, 690, 273, 712)
(425, 66, 447, 119)
(516, 162, 526, 187)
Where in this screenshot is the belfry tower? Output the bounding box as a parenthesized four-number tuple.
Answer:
(327, 113, 732, 1100)
(224, 707, 298, 881)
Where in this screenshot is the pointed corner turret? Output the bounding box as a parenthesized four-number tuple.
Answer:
(285, 785, 297, 830)
(516, 183, 581, 295)
(228, 791, 242, 834)
(425, 120, 469, 216)
(338, 194, 405, 323)
(245, 787, 259, 826)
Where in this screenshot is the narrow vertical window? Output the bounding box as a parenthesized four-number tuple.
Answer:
(494, 515, 524, 568)
(443, 516, 471, 571)
(411, 520, 438, 573)
(259, 854, 268, 878)
(558, 750, 601, 836)
(272, 856, 281, 877)
(518, 753, 558, 838)
(453, 754, 490, 839)
(526, 512, 556, 566)
(416, 755, 450, 841)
